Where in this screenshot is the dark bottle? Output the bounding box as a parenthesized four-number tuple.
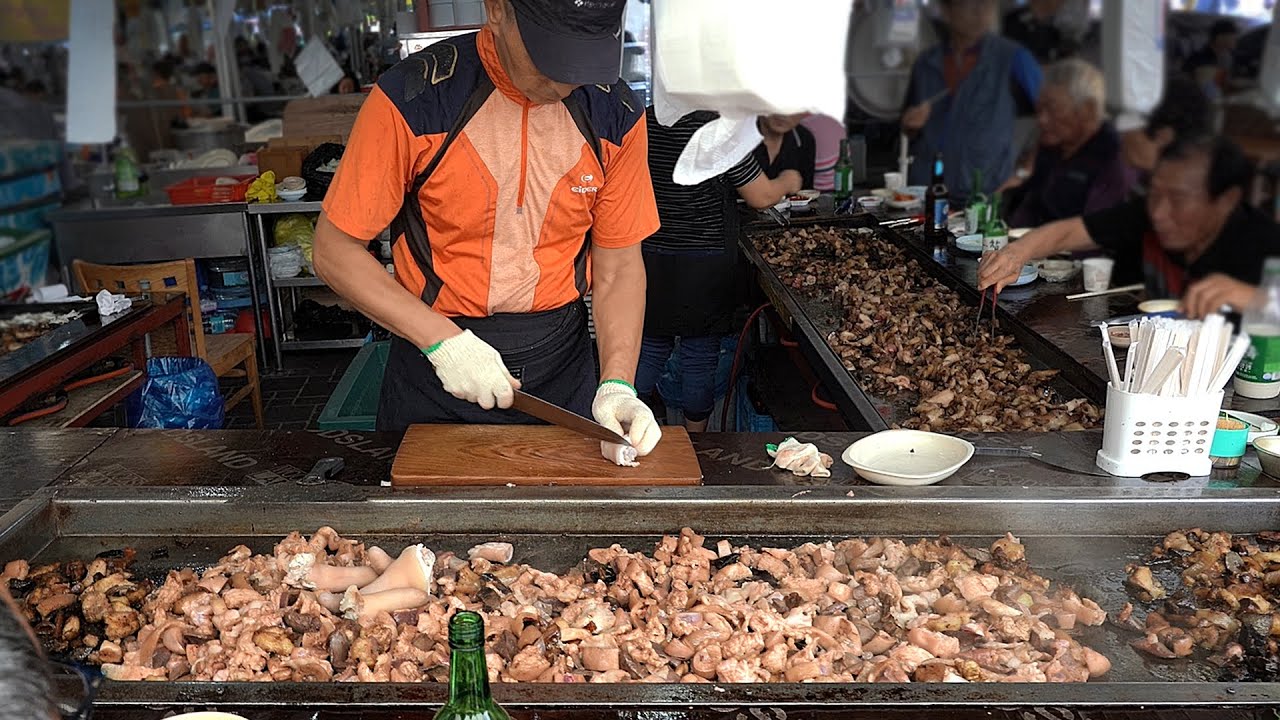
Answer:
(923, 152, 949, 239)
(435, 612, 509, 720)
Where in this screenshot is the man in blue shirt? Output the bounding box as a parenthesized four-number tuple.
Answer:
(901, 0, 1042, 203)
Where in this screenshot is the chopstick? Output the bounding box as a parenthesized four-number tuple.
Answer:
(1100, 313, 1252, 397)
(1066, 283, 1145, 301)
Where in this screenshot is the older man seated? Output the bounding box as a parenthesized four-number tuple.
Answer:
(1008, 59, 1135, 228)
(980, 135, 1280, 318)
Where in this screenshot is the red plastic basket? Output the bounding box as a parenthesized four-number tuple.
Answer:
(164, 174, 256, 205)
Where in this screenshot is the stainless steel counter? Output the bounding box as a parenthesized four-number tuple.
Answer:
(5, 427, 1280, 716)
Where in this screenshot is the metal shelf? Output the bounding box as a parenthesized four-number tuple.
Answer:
(246, 201, 324, 215)
(272, 275, 327, 288)
(280, 338, 368, 351)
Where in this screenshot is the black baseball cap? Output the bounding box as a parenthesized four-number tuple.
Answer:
(509, 0, 627, 86)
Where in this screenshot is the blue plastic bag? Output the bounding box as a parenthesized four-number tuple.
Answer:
(128, 357, 225, 429)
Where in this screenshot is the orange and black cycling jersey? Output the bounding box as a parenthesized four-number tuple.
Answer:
(323, 28, 659, 319)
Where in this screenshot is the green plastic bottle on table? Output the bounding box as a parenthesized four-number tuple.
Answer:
(435, 611, 509, 720)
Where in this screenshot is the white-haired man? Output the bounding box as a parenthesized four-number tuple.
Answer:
(1008, 58, 1135, 228)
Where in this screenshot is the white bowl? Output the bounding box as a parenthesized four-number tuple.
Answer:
(1038, 259, 1079, 283)
(955, 234, 983, 253)
(1254, 435, 1280, 477)
(842, 429, 975, 486)
(1009, 264, 1039, 287)
(857, 195, 884, 212)
(1138, 299, 1179, 314)
(278, 187, 307, 201)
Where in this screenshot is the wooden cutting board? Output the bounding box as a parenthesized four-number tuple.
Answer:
(391, 425, 702, 486)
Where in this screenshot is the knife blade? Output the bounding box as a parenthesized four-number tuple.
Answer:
(973, 446, 1110, 477)
(511, 390, 632, 447)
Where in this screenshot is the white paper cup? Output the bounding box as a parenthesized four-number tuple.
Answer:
(883, 172, 905, 191)
(1082, 258, 1115, 293)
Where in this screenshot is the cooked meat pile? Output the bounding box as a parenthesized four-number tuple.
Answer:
(755, 227, 1100, 432)
(1124, 529, 1280, 679)
(3, 528, 1112, 683)
(0, 311, 82, 356)
(0, 549, 150, 666)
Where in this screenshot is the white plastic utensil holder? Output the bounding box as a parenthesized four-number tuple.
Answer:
(1095, 384, 1223, 477)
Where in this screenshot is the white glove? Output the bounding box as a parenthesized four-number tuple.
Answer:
(423, 330, 519, 410)
(767, 438, 833, 478)
(592, 381, 662, 456)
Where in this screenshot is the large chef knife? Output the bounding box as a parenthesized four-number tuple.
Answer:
(973, 446, 1110, 477)
(511, 390, 633, 447)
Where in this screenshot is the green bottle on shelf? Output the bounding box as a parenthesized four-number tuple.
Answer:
(435, 611, 509, 720)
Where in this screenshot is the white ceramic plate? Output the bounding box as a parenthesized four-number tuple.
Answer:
(1223, 410, 1279, 445)
(842, 429, 975, 486)
(1009, 227, 1032, 240)
(955, 234, 983, 253)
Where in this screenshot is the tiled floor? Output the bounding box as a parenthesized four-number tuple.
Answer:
(223, 350, 359, 430)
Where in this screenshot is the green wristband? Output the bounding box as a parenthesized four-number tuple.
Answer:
(423, 340, 445, 356)
(599, 379, 636, 394)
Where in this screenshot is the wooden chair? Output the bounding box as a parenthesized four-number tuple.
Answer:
(72, 258, 265, 429)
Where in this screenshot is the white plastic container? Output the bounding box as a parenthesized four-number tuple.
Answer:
(1096, 384, 1223, 477)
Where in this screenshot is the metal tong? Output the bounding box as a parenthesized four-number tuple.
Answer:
(973, 286, 998, 338)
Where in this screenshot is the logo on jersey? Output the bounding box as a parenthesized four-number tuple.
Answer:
(572, 173, 598, 194)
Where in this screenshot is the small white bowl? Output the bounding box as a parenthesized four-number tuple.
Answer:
(955, 234, 983, 253)
(1038, 259, 1079, 283)
(857, 195, 884, 212)
(1009, 264, 1039, 287)
(1138, 299, 1180, 314)
(842, 429, 975, 486)
(1108, 325, 1132, 349)
(1253, 435, 1280, 477)
(279, 175, 306, 191)
(278, 188, 307, 201)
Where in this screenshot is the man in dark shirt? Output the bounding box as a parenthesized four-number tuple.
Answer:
(978, 135, 1280, 317)
(1183, 19, 1238, 98)
(1008, 59, 1135, 228)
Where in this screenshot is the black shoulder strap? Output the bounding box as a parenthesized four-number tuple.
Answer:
(410, 73, 496, 194)
(562, 93, 603, 171)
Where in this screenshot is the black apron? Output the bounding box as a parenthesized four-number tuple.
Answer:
(377, 300, 595, 432)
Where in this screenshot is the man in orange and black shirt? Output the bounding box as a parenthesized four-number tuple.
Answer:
(314, 0, 662, 455)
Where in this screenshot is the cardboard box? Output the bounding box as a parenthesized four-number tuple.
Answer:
(256, 134, 341, 180)
(283, 95, 368, 143)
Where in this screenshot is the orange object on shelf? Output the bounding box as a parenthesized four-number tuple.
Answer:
(164, 175, 257, 205)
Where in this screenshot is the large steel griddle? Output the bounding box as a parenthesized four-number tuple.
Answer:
(5, 483, 1280, 716)
(740, 216, 1107, 431)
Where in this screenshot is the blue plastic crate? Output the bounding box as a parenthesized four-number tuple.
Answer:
(0, 228, 51, 299)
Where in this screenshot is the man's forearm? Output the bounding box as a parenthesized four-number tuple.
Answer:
(1017, 217, 1098, 260)
(312, 213, 459, 349)
(591, 244, 646, 385)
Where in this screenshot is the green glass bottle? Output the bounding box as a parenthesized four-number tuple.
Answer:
(965, 168, 988, 235)
(435, 611, 509, 720)
(833, 139, 853, 201)
(981, 192, 1008, 254)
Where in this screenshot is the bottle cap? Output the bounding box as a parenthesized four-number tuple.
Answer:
(449, 610, 485, 650)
